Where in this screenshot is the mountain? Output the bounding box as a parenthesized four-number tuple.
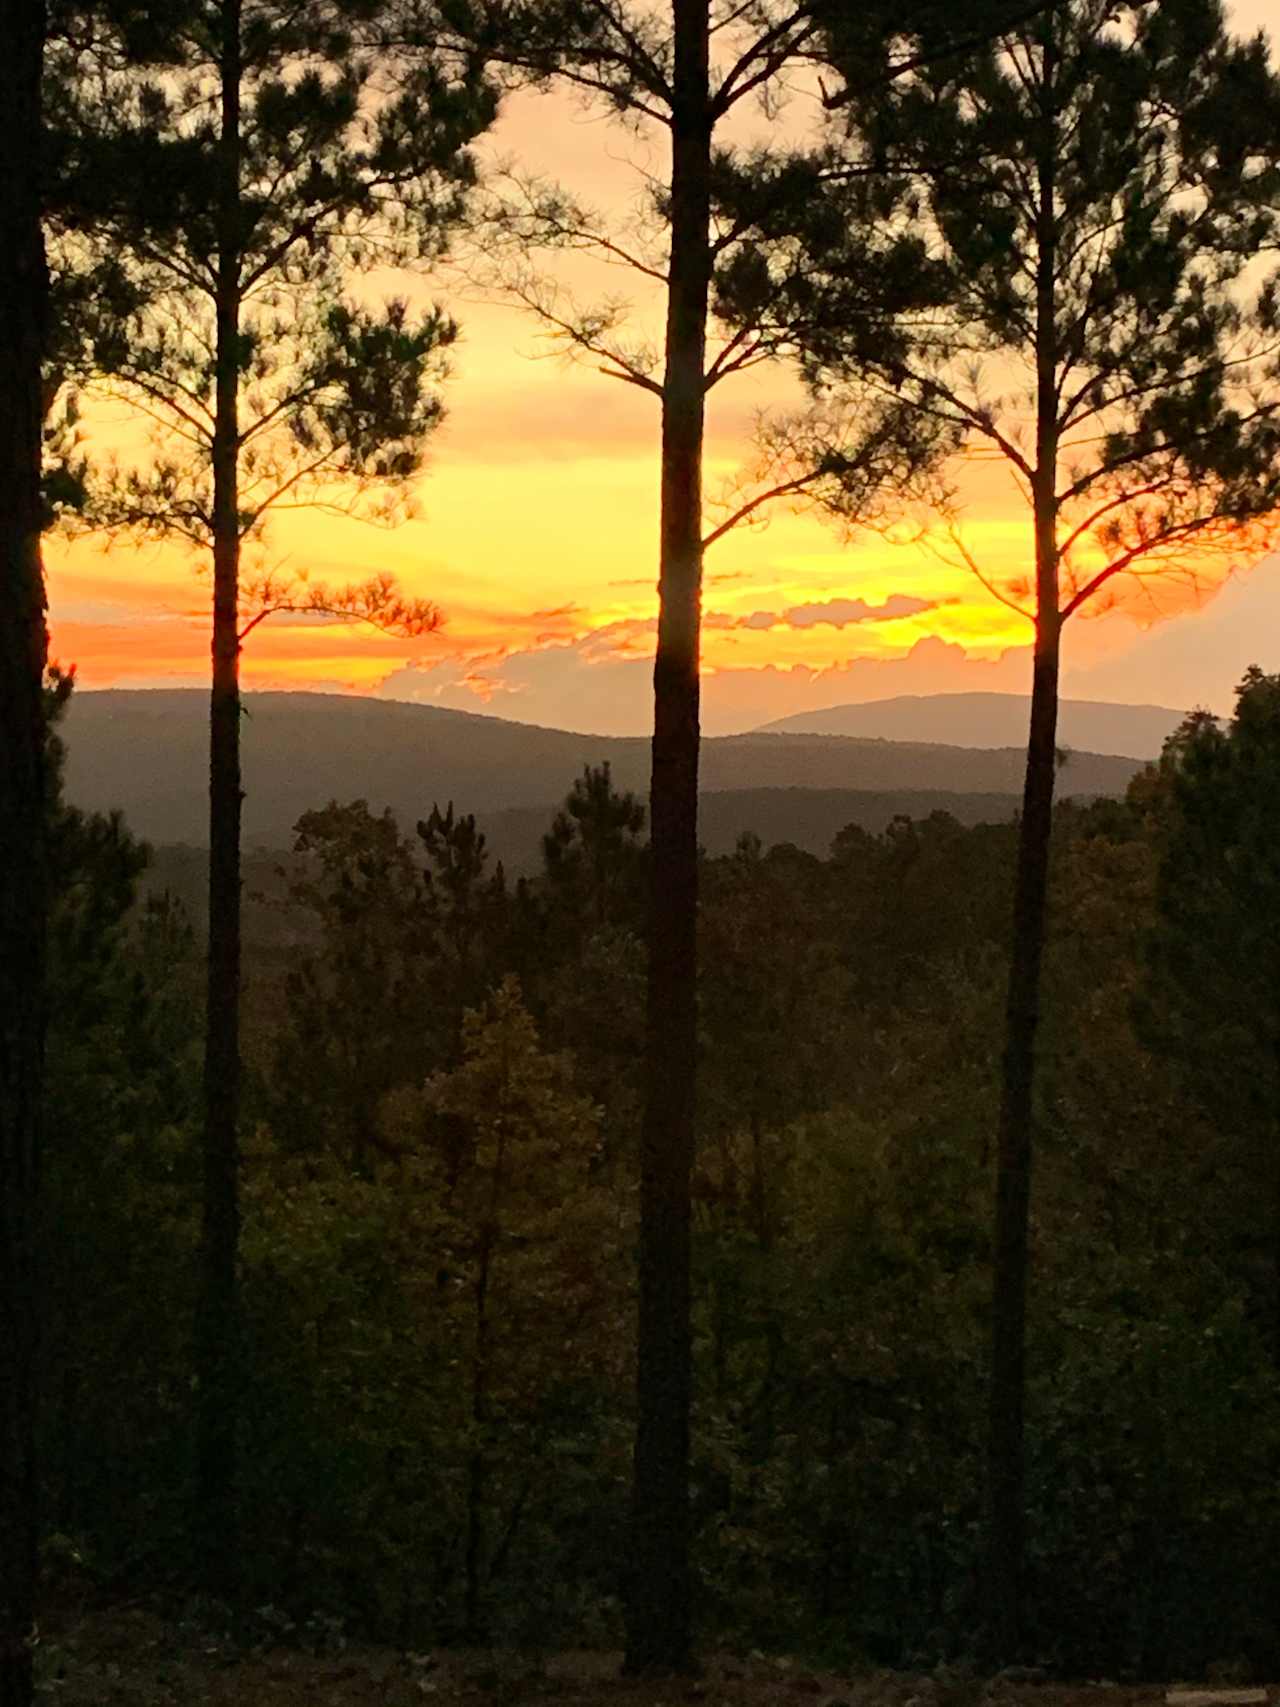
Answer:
(61, 689, 1146, 848)
(758, 692, 1189, 758)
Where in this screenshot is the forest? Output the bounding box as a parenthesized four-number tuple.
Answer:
(30, 676, 1280, 1678)
(3, 0, 1280, 1700)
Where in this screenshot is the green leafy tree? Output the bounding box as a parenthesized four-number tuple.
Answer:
(695, 839, 845, 1476)
(41, 779, 204, 1588)
(60, 0, 498, 1579)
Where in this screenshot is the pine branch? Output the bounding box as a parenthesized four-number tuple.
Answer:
(578, 0, 673, 104)
(712, 7, 819, 119)
(238, 569, 442, 643)
(1059, 517, 1216, 620)
(821, 0, 1061, 108)
(702, 471, 821, 548)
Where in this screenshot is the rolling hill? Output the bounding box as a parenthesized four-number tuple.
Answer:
(61, 689, 1147, 851)
(759, 691, 1189, 758)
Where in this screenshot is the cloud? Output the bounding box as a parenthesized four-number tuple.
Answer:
(609, 569, 749, 589)
(1065, 552, 1280, 714)
(702, 635, 1033, 732)
(530, 602, 582, 621)
(376, 635, 655, 734)
(376, 624, 1034, 736)
(712, 593, 936, 633)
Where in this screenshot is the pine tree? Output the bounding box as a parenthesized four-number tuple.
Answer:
(542, 763, 646, 937)
(0, 0, 50, 1698)
(59, 0, 498, 1585)
(270, 800, 436, 1169)
(406, 977, 607, 1642)
(715, 0, 1280, 1652)
(443, 0, 944, 1661)
(418, 801, 509, 1037)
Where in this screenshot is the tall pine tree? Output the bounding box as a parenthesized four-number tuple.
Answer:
(0, 1, 49, 1699)
(60, 0, 497, 1585)
(715, 0, 1280, 1652)
(444, 0, 959, 1661)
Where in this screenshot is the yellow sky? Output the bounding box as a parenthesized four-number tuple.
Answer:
(46, 0, 1280, 735)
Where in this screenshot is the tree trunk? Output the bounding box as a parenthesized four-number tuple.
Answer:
(986, 24, 1060, 1658)
(625, 0, 710, 1676)
(195, 0, 243, 1592)
(0, 6, 48, 1704)
(986, 615, 1059, 1657)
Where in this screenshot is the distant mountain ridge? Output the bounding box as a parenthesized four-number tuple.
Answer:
(62, 689, 1147, 848)
(759, 691, 1190, 758)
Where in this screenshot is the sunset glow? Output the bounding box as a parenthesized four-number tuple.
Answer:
(45, 0, 1280, 734)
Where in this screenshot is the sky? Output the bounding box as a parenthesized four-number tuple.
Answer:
(45, 0, 1280, 738)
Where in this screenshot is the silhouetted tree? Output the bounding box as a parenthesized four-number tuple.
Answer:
(66, 0, 497, 1584)
(543, 762, 646, 936)
(0, 0, 50, 1697)
(418, 801, 509, 1037)
(716, 0, 1280, 1649)
(450, 0, 956, 1661)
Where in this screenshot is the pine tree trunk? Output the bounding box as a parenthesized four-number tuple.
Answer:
(986, 614, 1059, 1658)
(625, 0, 710, 1676)
(987, 28, 1060, 1656)
(196, 0, 243, 1592)
(0, 6, 48, 1703)
(0, 2, 48, 1698)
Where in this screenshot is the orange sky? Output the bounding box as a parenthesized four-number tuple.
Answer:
(46, 0, 1280, 736)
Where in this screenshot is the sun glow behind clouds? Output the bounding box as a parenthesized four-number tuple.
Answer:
(45, 0, 1280, 731)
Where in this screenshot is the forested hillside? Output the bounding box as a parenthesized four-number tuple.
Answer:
(41, 676, 1280, 1675)
(60, 691, 1140, 845)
